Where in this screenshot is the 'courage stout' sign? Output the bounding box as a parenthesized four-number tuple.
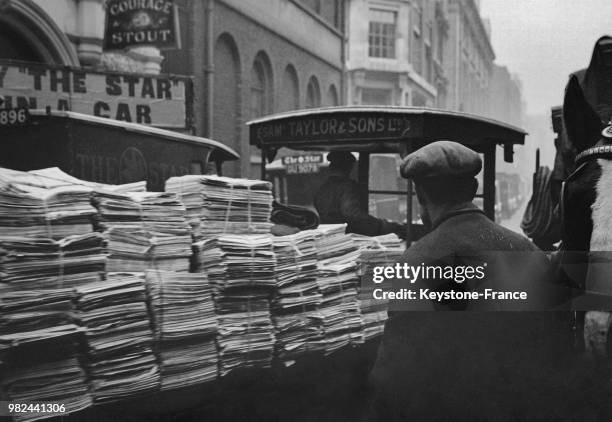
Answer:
(104, 0, 180, 50)
(0, 61, 190, 129)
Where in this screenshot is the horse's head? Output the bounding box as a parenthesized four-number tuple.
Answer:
(560, 36, 612, 356)
(560, 36, 612, 253)
(559, 76, 604, 252)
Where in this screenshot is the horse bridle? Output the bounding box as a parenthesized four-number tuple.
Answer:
(560, 125, 612, 227)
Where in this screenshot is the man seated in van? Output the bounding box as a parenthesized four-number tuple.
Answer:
(314, 151, 406, 238)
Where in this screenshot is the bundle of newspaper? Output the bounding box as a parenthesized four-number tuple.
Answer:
(145, 270, 218, 390)
(193, 235, 276, 375)
(351, 233, 404, 251)
(0, 233, 106, 289)
(74, 273, 160, 403)
(165, 175, 273, 239)
(0, 168, 97, 240)
(0, 167, 145, 241)
(314, 224, 355, 260)
(357, 249, 404, 341)
(92, 191, 192, 272)
(215, 295, 276, 375)
(0, 286, 92, 420)
(271, 231, 323, 363)
(309, 227, 364, 354)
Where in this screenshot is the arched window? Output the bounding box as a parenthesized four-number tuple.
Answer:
(305, 76, 321, 108)
(0, 0, 79, 65)
(250, 52, 273, 119)
(280, 64, 299, 112)
(326, 84, 339, 106)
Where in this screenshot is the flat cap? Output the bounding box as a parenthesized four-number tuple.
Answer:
(400, 141, 482, 179)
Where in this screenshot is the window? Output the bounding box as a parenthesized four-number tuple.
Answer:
(333, 0, 342, 29)
(280, 65, 299, 112)
(436, 23, 444, 63)
(305, 76, 321, 108)
(250, 61, 266, 119)
(412, 4, 423, 74)
(425, 23, 433, 82)
(368, 9, 396, 58)
(249, 54, 273, 119)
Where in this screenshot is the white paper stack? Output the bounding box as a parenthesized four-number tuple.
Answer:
(193, 235, 276, 375)
(309, 227, 364, 354)
(74, 273, 160, 403)
(271, 231, 323, 363)
(145, 270, 218, 390)
(314, 224, 355, 260)
(357, 249, 404, 341)
(166, 175, 273, 239)
(0, 168, 97, 239)
(215, 296, 276, 375)
(351, 233, 404, 251)
(92, 191, 192, 272)
(0, 233, 106, 289)
(0, 286, 92, 420)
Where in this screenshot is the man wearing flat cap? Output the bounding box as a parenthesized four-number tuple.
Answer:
(314, 151, 406, 237)
(367, 141, 573, 421)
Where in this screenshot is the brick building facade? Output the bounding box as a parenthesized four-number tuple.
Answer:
(163, 0, 346, 177)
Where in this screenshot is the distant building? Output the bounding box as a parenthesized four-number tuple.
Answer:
(163, 0, 346, 177)
(490, 64, 523, 127)
(345, 0, 449, 108)
(442, 0, 494, 116)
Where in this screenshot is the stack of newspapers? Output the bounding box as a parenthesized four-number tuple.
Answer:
(0, 286, 92, 420)
(74, 273, 160, 402)
(145, 270, 218, 390)
(357, 248, 404, 341)
(351, 233, 404, 251)
(165, 175, 273, 239)
(314, 224, 356, 260)
(92, 191, 192, 272)
(309, 226, 364, 354)
(0, 167, 97, 239)
(193, 235, 276, 375)
(0, 233, 106, 290)
(271, 231, 322, 363)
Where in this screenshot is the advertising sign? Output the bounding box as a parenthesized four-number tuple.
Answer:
(0, 61, 191, 129)
(252, 113, 415, 146)
(282, 154, 324, 174)
(104, 0, 180, 50)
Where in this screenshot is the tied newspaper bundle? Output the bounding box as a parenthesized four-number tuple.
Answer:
(165, 175, 273, 239)
(193, 235, 276, 375)
(309, 225, 364, 354)
(271, 231, 323, 364)
(0, 234, 106, 290)
(74, 273, 160, 403)
(145, 270, 218, 390)
(0, 286, 92, 421)
(92, 191, 192, 272)
(0, 167, 98, 240)
(353, 233, 404, 341)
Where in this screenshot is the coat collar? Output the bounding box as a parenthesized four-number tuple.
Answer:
(431, 202, 485, 230)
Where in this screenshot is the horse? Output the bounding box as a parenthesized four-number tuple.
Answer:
(557, 36, 612, 357)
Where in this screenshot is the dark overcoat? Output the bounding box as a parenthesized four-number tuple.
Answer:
(369, 204, 574, 421)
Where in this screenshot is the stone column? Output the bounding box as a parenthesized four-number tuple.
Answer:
(76, 0, 105, 66)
